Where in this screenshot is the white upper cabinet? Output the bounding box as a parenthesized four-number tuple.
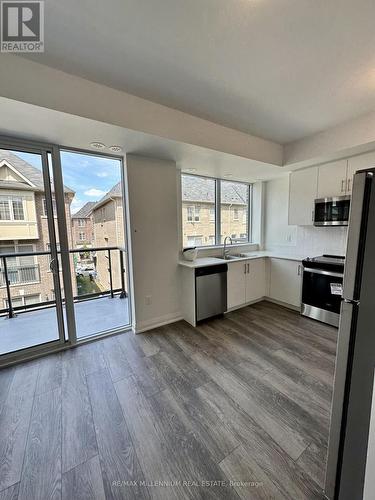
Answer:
(288, 167, 318, 226)
(347, 152, 375, 194)
(317, 160, 348, 198)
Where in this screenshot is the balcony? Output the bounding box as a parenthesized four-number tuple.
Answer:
(0, 247, 130, 355)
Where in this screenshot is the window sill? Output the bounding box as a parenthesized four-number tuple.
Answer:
(183, 242, 257, 251)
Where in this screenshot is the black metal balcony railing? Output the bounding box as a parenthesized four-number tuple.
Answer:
(0, 246, 127, 319)
(0, 264, 40, 287)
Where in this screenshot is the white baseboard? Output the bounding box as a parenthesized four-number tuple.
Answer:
(133, 312, 183, 334)
(264, 297, 300, 312)
(226, 297, 265, 313)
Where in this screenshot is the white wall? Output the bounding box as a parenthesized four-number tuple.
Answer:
(0, 55, 283, 166)
(264, 176, 347, 257)
(126, 155, 181, 332)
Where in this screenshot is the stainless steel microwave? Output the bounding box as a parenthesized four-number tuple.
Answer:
(314, 196, 351, 226)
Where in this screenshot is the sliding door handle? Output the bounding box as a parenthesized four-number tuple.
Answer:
(50, 258, 57, 275)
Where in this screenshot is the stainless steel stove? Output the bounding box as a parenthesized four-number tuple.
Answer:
(301, 254, 345, 327)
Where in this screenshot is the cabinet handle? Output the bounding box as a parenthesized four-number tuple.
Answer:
(312, 209, 314, 223)
(298, 264, 301, 276)
(341, 179, 345, 193)
(347, 178, 351, 192)
(247, 263, 250, 274)
(244, 263, 247, 274)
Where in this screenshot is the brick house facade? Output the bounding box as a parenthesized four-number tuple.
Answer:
(91, 182, 126, 293)
(71, 202, 96, 248)
(0, 150, 74, 312)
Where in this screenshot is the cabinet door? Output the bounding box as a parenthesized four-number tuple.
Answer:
(227, 260, 247, 309)
(246, 259, 266, 303)
(346, 152, 375, 194)
(288, 167, 318, 226)
(317, 160, 348, 198)
(269, 258, 302, 307)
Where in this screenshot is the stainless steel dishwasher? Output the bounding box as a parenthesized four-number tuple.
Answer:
(195, 264, 228, 322)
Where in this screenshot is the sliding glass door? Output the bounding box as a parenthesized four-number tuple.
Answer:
(59, 149, 131, 339)
(0, 138, 131, 364)
(0, 141, 67, 358)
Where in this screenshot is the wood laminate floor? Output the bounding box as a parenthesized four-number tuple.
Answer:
(0, 301, 337, 499)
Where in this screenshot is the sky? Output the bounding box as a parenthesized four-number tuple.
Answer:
(17, 150, 122, 214)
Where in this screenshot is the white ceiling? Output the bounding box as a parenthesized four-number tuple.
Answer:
(22, 0, 375, 144)
(0, 97, 287, 182)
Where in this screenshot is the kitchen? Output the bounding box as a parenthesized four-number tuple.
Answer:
(178, 149, 375, 499)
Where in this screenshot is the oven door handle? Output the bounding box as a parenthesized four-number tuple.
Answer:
(303, 267, 343, 278)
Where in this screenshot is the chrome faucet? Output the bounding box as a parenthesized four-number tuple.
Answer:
(223, 236, 233, 259)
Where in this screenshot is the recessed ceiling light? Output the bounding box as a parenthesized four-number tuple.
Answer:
(90, 142, 106, 150)
(185, 168, 197, 172)
(109, 145, 123, 153)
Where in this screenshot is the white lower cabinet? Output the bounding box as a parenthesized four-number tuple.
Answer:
(246, 258, 266, 302)
(227, 258, 266, 310)
(268, 258, 302, 307)
(227, 261, 247, 310)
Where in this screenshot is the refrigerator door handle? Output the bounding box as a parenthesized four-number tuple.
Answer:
(343, 298, 360, 305)
(342, 172, 369, 300)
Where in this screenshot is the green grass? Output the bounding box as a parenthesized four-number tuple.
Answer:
(76, 275, 101, 296)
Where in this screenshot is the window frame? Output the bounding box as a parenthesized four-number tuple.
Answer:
(181, 173, 252, 249)
(0, 195, 25, 221)
(42, 197, 57, 217)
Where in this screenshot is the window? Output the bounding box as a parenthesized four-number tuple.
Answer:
(78, 219, 85, 227)
(186, 205, 200, 222)
(187, 235, 203, 246)
(12, 198, 24, 220)
(0, 196, 25, 221)
(0, 244, 38, 286)
(4, 294, 41, 309)
(182, 175, 216, 248)
(181, 174, 251, 248)
(42, 197, 57, 217)
(220, 180, 250, 244)
(0, 198, 10, 220)
(79, 232, 86, 241)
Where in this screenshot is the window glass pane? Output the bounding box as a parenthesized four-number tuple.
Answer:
(0, 198, 10, 220)
(181, 175, 216, 247)
(12, 198, 24, 220)
(220, 181, 249, 244)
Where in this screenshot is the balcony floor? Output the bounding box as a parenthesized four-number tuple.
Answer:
(0, 295, 130, 355)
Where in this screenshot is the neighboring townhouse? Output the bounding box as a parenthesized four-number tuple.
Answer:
(91, 182, 126, 293)
(71, 201, 96, 248)
(0, 150, 75, 312)
(181, 175, 249, 247)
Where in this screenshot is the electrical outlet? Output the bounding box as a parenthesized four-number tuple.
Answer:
(145, 295, 152, 305)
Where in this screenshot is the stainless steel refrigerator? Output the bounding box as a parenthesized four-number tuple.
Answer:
(325, 168, 375, 499)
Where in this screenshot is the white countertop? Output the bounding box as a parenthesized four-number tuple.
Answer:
(179, 251, 305, 268)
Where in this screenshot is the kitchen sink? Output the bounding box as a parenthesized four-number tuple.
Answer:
(222, 253, 248, 260)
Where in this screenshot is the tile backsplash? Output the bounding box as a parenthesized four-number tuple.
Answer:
(266, 225, 348, 258)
